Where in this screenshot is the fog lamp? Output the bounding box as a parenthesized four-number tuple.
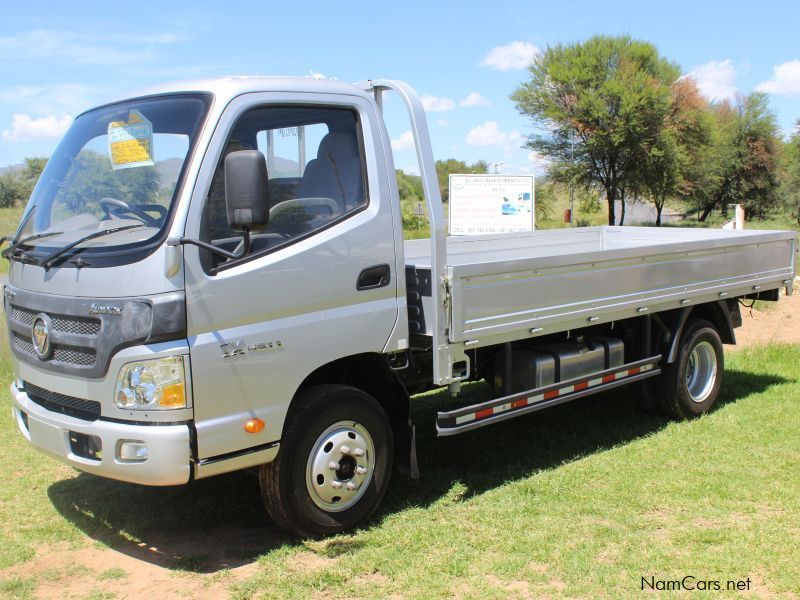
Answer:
(117, 440, 149, 462)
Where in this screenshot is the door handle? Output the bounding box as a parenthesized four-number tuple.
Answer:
(357, 264, 391, 291)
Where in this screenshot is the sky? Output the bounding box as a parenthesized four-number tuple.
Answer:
(1, 0, 799, 176)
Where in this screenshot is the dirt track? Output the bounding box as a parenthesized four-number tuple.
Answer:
(730, 281, 800, 349)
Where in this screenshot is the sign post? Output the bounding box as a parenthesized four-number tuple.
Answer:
(448, 174, 535, 235)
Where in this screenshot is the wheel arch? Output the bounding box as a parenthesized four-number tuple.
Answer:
(289, 352, 417, 477)
(666, 300, 740, 363)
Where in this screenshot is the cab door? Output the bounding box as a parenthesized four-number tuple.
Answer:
(182, 92, 401, 463)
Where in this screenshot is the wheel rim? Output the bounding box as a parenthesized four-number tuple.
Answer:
(686, 340, 717, 403)
(306, 421, 375, 512)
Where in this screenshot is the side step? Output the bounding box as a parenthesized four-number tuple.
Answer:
(436, 356, 661, 436)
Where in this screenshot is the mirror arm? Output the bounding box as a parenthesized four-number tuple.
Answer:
(176, 227, 251, 260)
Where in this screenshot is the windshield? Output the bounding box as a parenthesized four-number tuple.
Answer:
(13, 94, 210, 260)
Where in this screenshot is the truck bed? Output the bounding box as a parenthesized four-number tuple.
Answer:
(405, 226, 796, 347)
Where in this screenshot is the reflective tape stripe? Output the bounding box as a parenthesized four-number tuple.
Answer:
(450, 361, 656, 425)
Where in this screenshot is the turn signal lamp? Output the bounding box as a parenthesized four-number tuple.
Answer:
(245, 418, 265, 433)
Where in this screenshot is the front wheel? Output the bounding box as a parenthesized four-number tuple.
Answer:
(259, 385, 394, 537)
(658, 319, 724, 419)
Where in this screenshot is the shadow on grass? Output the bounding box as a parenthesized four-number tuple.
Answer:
(47, 368, 786, 573)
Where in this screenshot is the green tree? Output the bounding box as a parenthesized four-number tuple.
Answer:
(395, 169, 423, 202)
(22, 157, 48, 183)
(512, 35, 680, 225)
(781, 121, 800, 225)
(52, 151, 160, 221)
(690, 94, 781, 221)
(435, 158, 488, 202)
(636, 78, 711, 226)
(0, 156, 49, 208)
(0, 173, 25, 208)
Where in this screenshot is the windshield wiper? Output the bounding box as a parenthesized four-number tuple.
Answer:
(38, 224, 146, 270)
(1, 231, 65, 259)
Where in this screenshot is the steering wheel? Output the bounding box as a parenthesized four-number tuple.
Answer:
(269, 197, 341, 221)
(99, 197, 161, 228)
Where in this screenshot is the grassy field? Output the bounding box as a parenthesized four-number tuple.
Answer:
(0, 199, 798, 597)
(1, 315, 799, 597)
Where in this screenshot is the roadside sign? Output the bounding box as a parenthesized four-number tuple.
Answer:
(449, 174, 534, 235)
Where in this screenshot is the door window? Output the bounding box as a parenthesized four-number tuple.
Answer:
(201, 106, 368, 270)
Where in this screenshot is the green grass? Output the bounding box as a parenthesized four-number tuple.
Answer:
(1, 289, 799, 598)
(0, 198, 798, 596)
(0, 206, 24, 276)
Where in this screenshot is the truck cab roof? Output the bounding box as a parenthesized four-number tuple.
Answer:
(80, 76, 372, 118)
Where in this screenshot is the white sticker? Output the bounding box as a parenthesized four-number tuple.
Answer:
(107, 110, 154, 170)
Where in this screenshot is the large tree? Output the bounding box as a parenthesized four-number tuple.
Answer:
(512, 35, 680, 225)
(636, 77, 711, 225)
(780, 120, 800, 225)
(435, 158, 488, 202)
(689, 93, 781, 221)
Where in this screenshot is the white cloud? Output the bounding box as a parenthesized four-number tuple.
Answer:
(421, 95, 455, 112)
(756, 60, 800, 97)
(683, 59, 738, 102)
(436, 119, 448, 126)
(0, 29, 185, 65)
(307, 70, 326, 80)
(459, 92, 491, 108)
(480, 41, 539, 71)
(391, 131, 415, 151)
(0, 83, 97, 116)
(401, 165, 419, 176)
(2, 114, 72, 142)
(465, 121, 524, 155)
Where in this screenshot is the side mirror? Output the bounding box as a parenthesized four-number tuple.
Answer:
(224, 150, 270, 231)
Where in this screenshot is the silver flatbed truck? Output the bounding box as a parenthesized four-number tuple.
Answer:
(4, 77, 796, 537)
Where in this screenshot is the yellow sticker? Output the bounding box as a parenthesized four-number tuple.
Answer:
(107, 110, 154, 170)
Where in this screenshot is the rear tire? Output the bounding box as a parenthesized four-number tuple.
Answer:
(658, 319, 724, 419)
(259, 385, 394, 538)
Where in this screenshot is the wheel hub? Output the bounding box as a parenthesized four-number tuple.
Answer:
(306, 421, 374, 512)
(686, 340, 717, 403)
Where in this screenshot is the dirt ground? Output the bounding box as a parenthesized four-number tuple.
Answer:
(3, 280, 798, 599)
(729, 282, 800, 349)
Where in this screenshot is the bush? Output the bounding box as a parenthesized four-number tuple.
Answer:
(401, 200, 427, 231)
(0, 175, 25, 208)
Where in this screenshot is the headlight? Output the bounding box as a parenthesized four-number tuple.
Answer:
(115, 356, 187, 410)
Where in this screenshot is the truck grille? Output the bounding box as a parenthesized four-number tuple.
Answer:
(24, 381, 101, 421)
(13, 332, 97, 366)
(10, 305, 101, 336)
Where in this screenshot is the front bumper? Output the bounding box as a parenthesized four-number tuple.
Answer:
(11, 381, 191, 486)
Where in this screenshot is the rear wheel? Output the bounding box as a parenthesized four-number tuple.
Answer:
(658, 319, 724, 419)
(259, 385, 393, 537)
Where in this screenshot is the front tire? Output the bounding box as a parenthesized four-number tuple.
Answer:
(658, 319, 724, 419)
(259, 385, 394, 537)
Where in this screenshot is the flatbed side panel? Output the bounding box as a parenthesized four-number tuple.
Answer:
(449, 234, 795, 344)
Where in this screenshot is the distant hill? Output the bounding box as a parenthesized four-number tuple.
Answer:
(156, 157, 183, 189)
(0, 163, 23, 177)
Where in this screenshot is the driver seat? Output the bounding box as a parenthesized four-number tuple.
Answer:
(297, 131, 362, 212)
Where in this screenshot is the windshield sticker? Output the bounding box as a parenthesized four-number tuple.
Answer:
(107, 110, 154, 170)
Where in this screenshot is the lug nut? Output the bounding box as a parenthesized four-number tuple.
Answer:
(352, 448, 365, 457)
(329, 461, 339, 470)
(346, 481, 358, 491)
(355, 466, 367, 475)
(331, 480, 343, 489)
(339, 445, 351, 455)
